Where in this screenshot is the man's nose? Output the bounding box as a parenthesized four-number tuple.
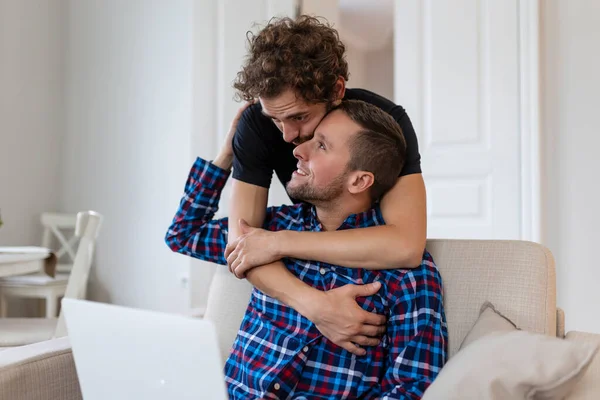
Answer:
(281, 124, 299, 143)
(293, 142, 308, 160)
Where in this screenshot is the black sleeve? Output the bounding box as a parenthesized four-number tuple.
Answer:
(231, 105, 274, 188)
(392, 106, 422, 176)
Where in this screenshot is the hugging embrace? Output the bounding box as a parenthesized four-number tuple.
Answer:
(167, 15, 447, 400)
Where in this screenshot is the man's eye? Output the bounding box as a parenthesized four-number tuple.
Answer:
(318, 142, 326, 150)
(293, 115, 306, 122)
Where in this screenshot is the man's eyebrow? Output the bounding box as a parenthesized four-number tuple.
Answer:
(261, 110, 274, 119)
(261, 110, 308, 120)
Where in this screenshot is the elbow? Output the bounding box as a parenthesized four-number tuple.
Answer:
(389, 251, 422, 269)
(388, 236, 425, 268)
(405, 239, 426, 268)
(407, 240, 427, 267)
(164, 227, 184, 254)
(381, 224, 426, 268)
(405, 251, 424, 268)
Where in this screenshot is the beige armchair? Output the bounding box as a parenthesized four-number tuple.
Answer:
(1, 239, 598, 399)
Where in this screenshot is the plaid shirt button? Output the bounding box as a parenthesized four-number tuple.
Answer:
(319, 268, 326, 275)
(303, 346, 309, 353)
(274, 383, 281, 390)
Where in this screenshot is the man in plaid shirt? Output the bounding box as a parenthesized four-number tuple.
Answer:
(166, 100, 447, 399)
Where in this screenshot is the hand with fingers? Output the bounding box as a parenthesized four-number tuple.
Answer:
(308, 281, 386, 356)
(225, 219, 280, 278)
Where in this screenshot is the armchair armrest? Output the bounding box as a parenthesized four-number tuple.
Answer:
(0, 337, 82, 400)
(186, 306, 206, 319)
(565, 331, 600, 400)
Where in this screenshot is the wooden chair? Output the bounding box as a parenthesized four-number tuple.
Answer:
(0, 213, 78, 318)
(0, 211, 103, 347)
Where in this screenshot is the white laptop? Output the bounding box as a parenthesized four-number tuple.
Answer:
(62, 298, 228, 400)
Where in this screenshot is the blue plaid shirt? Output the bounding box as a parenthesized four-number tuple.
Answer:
(166, 158, 448, 399)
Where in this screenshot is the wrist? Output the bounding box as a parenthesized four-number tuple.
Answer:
(274, 230, 294, 258)
(212, 152, 233, 171)
(287, 286, 325, 322)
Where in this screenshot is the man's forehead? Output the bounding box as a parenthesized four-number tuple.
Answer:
(260, 106, 310, 119)
(259, 92, 314, 117)
(315, 111, 360, 143)
(318, 110, 358, 131)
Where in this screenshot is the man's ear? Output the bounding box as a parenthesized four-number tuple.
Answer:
(332, 77, 346, 105)
(347, 171, 374, 195)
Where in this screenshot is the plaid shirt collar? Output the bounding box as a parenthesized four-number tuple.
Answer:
(307, 202, 385, 232)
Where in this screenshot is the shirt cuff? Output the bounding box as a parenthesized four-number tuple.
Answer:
(190, 157, 231, 190)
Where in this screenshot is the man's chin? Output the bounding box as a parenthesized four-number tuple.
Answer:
(286, 183, 307, 201)
(286, 186, 301, 200)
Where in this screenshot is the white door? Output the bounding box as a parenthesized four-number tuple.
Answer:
(394, 0, 540, 240)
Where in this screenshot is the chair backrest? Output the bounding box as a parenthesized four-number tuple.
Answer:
(204, 268, 253, 362)
(426, 239, 556, 358)
(204, 239, 558, 363)
(41, 213, 78, 273)
(54, 211, 104, 338)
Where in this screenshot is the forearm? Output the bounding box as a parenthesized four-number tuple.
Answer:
(212, 153, 233, 171)
(277, 225, 424, 269)
(245, 261, 321, 319)
(165, 157, 230, 264)
(228, 180, 322, 319)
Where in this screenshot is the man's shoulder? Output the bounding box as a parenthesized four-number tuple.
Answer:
(382, 251, 443, 292)
(344, 88, 407, 119)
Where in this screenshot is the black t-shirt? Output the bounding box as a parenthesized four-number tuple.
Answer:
(232, 88, 421, 191)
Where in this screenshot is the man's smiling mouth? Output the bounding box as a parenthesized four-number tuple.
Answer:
(294, 165, 309, 176)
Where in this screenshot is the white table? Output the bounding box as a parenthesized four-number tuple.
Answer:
(0, 247, 51, 278)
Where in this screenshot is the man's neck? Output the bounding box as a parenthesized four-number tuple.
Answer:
(314, 196, 372, 231)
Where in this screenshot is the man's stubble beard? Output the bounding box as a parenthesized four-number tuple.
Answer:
(286, 171, 347, 205)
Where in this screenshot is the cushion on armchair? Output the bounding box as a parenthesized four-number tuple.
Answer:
(563, 331, 600, 400)
(423, 303, 597, 400)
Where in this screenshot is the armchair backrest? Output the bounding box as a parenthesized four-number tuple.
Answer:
(205, 239, 558, 362)
(427, 239, 556, 357)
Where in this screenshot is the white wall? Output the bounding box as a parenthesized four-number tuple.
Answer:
(364, 38, 394, 101)
(303, 0, 394, 100)
(542, 0, 600, 333)
(344, 40, 394, 100)
(0, 0, 65, 246)
(62, 0, 194, 312)
(344, 42, 366, 90)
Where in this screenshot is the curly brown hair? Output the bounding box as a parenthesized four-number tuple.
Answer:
(233, 15, 349, 103)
